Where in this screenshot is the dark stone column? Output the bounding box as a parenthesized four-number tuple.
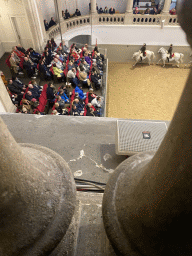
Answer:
(0, 117, 76, 255)
(102, 1, 192, 255)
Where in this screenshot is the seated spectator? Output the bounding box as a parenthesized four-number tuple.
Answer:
(49, 17, 56, 28)
(150, 7, 158, 15)
(12, 46, 25, 59)
(28, 47, 41, 61)
(92, 62, 103, 77)
(73, 98, 84, 113)
(9, 52, 23, 74)
(28, 84, 41, 101)
(68, 59, 75, 71)
(7, 78, 25, 95)
(94, 46, 105, 62)
(109, 7, 115, 14)
(23, 57, 37, 78)
(65, 9, 70, 19)
(52, 57, 65, 70)
(51, 38, 57, 50)
(25, 90, 39, 102)
(133, 7, 140, 14)
(75, 85, 86, 100)
(91, 96, 102, 109)
(56, 95, 65, 109)
(57, 89, 70, 105)
(103, 6, 108, 13)
(81, 58, 90, 73)
(16, 44, 26, 54)
(52, 63, 65, 82)
(12, 76, 26, 90)
(62, 40, 70, 54)
(98, 7, 103, 14)
(82, 44, 89, 55)
(31, 79, 43, 91)
(144, 8, 150, 14)
(21, 99, 33, 114)
(75, 9, 81, 16)
(84, 52, 91, 66)
(86, 108, 96, 117)
(67, 68, 79, 87)
(52, 109, 59, 115)
(46, 82, 56, 110)
(39, 59, 52, 80)
(169, 8, 176, 15)
(91, 70, 101, 90)
(60, 84, 70, 97)
(25, 52, 38, 68)
(86, 103, 96, 116)
(44, 19, 49, 31)
(88, 89, 97, 102)
(79, 69, 91, 88)
(71, 103, 84, 116)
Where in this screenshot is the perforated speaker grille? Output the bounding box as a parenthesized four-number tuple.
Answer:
(116, 120, 168, 155)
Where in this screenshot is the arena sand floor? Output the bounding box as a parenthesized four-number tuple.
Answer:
(107, 62, 190, 121)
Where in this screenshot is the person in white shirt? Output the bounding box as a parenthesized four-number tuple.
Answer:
(91, 96, 102, 108)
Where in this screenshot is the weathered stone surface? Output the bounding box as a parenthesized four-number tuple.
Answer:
(103, 2, 192, 254)
(0, 118, 76, 255)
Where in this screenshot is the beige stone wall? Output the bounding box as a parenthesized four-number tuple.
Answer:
(0, 77, 16, 113)
(98, 44, 192, 63)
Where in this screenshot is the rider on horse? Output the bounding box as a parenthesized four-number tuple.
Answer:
(167, 44, 173, 62)
(140, 43, 146, 61)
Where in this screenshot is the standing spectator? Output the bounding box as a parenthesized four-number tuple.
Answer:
(109, 7, 115, 14)
(65, 9, 70, 19)
(62, 10, 66, 19)
(75, 9, 81, 16)
(150, 7, 158, 14)
(103, 7, 108, 13)
(44, 19, 49, 31)
(46, 82, 56, 110)
(51, 38, 57, 50)
(98, 7, 103, 14)
(49, 17, 56, 28)
(144, 8, 150, 14)
(133, 7, 140, 14)
(169, 8, 176, 15)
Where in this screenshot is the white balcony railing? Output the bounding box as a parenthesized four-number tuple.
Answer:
(47, 13, 179, 39)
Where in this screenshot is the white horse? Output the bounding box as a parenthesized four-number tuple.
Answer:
(157, 47, 184, 68)
(132, 50, 155, 67)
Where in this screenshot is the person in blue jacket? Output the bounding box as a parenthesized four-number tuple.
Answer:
(75, 85, 86, 100)
(57, 89, 70, 105)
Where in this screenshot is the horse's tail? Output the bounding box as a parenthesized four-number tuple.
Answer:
(180, 53, 184, 63)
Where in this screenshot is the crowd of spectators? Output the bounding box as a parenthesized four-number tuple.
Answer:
(4, 39, 105, 117)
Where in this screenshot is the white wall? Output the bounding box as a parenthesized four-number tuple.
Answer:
(57, 24, 189, 46)
(0, 0, 33, 52)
